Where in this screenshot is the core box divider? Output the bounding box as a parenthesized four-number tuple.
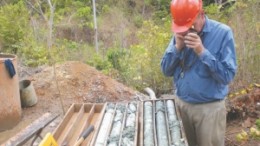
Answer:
(138, 102, 144, 146)
(152, 100, 158, 146)
(116, 102, 128, 146)
(140, 101, 156, 146)
(163, 100, 172, 145)
(90, 102, 116, 146)
(68, 103, 95, 145)
(76, 103, 95, 145)
(104, 103, 124, 146)
(53, 103, 82, 145)
(118, 102, 139, 146)
(134, 102, 139, 146)
(66, 103, 93, 145)
(82, 103, 107, 146)
(52, 103, 106, 146)
(89, 102, 108, 146)
(139, 101, 144, 146)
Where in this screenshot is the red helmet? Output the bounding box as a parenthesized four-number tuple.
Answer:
(170, 0, 202, 33)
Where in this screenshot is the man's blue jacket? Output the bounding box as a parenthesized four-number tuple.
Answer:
(161, 16, 237, 103)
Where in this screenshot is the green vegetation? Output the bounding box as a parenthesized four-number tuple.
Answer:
(0, 0, 259, 93)
(256, 119, 260, 130)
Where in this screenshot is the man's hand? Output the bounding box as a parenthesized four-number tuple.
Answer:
(184, 33, 205, 55)
(174, 34, 185, 52)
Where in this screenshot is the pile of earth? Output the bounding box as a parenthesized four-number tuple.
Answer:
(31, 61, 139, 106)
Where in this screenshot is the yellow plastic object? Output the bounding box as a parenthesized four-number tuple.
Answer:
(39, 133, 58, 146)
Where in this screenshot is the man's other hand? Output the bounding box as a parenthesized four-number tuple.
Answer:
(174, 33, 185, 52)
(184, 33, 205, 55)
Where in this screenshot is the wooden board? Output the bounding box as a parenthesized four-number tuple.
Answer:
(82, 103, 107, 146)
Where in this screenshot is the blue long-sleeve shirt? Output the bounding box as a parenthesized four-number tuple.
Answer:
(161, 17, 237, 103)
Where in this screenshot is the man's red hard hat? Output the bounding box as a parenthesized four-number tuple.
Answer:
(170, 0, 202, 33)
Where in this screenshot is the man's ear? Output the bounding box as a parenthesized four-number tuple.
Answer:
(200, 11, 205, 17)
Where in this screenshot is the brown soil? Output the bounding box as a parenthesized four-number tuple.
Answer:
(0, 61, 139, 145)
(225, 87, 260, 146)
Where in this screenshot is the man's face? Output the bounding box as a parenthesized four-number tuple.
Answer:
(177, 12, 204, 36)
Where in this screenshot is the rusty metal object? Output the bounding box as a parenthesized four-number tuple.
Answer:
(0, 54, 22, 131)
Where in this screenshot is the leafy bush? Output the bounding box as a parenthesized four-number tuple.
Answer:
(133, 15, 143, 28)
(126, 20, 172, 93)
(0, 1, 29, 53)
(250, 127, 260, 140)
(20, 37, 49, 67)
(87, 54, 113, 72)
(236, 130, 248, 142)
(107, 49, 128, 71)
(256, 119, 260, 130)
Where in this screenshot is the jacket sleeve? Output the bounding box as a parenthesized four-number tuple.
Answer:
(199, 30, 237, 85)
(160, 37, 182, 77)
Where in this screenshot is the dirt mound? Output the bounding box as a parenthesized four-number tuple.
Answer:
(34, 61, 137, 104)
(29, 61, 139, 117)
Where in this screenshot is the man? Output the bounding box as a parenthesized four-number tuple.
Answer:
(161, 0, 237, 146)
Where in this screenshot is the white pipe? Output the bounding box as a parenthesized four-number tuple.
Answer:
(144, 87, 156, 100)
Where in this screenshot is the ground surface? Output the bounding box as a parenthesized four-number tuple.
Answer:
(0, 61, 259, 146)
(0, 61, 139, 145)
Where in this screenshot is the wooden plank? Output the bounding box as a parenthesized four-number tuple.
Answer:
(51, 103, 106, 146)
(53, 104, 75, 139)
(54, 104, 82, 144)
(89, 103, 109, 146)
(139, 101, 144, 146)
(134, 102, 139, 146)
(153, 100, 158, 146)
(79, 103, 97, 146)
(164, 100, 172, 145)
(4, 113, 58, 146)
(61, 104, 84, 145)
(83, 103, 106, 146)
(68, 104, 93, 145)
(94, 102, 116, 146)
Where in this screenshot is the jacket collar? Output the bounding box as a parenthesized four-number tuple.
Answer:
(201, 16, 212, 33)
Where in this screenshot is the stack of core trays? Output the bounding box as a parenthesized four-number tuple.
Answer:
(52, 99, 187, 146)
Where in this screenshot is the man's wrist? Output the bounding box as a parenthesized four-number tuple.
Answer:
(175, 44, 183, 52)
